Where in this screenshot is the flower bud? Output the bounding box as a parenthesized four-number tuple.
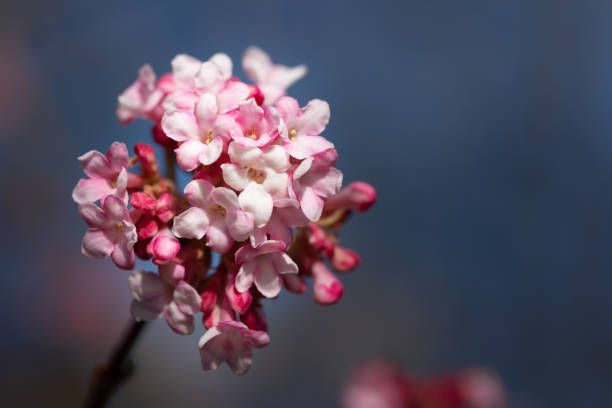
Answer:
(150, 233, 180, 262)
(247, 84, 264, 106)
(311, 261, 343, 305)
(225, 271, 253, 314)
(324, 182, 377, 214)
(331, 246, 361, 273)
(201, 274, 222, 314)
(283, 273, 307, 294)
(240, 304, 268, 332)
(151, 123, 177, 149)
(134, 143, 159, 176)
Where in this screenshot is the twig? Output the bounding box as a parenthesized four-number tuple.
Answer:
(83, 320, 147, 408)
(164, 147, 177, 184)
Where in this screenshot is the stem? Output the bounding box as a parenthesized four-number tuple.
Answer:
(164, 147, 177, 184)
(84, 320, 147, 408)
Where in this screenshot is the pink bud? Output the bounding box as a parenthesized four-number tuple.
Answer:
(155, 193, 177, 222)
(283, 273, 307, 294)
(311, 261, 344, 305)
(136, 215, 159, 240)
(151, 234, 180, 262)
(133, 239, 151, 260)
(240, 304, 268, 332)
(225, 271, 253, 314)
(130, 192, 158, 212)
(324, 182, 377, 214)
(331, 246, 361, 273)
(133, 143, 158, 176)
(151, 123, 177, 149)
(247, 84, 264, 106)
(308, 225, 335, 257)
(201, 274, 222, 314)
(156, 73, 175, 93)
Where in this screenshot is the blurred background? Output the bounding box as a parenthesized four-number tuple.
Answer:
(1, 0, 611, 406)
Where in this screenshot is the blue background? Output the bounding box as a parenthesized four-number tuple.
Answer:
(1, 1, 611, 406)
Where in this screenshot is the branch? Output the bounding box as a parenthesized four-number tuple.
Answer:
(83, 320, 147, 408)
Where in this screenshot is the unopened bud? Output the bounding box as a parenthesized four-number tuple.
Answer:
(312, 261, 343, 305)
(324, 182, 376, 214)
(331, 246, 361, 273)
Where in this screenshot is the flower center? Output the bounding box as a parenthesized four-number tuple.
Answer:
(289, 128, 297, 142)
(204, 130, 213, 145)
(115, 222, 123, 230)
(247, 125, 258, 140)
(247, 167, 266, 184)
(211, 204, 227, 216)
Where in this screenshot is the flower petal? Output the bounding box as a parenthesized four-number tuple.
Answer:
(78, 150, 113, 179)
(173, 281, 201, 315)
(72, 178, 112, 204)
(198, 137, 223, 166)
(102, 194, 129, 221)
(210, 52, 232, 80)
(172, 207, 210, 239)
(206, 215, 233, 254)
(235, 263, 256, 293)
(162, 110, 200, 142)
(221, 163, 250, 191)
(285, 135, 334, 160)
(275, 96, 300, 121)
(272, 252, 299, 275)
(106, 142, 130, 171)
(183, 179, 214, 208)
(171, 54, 202, 88)
(297, 99, 330, 135)
(242, 46, 272, 84)
(226, 210, 254, 242)
(175, 139, 207, 171)
(253, 257, 282, 298)
(165, 301, 195, 335)
(112, 240, 135, 270)
(81, 229, 114, 259)
(128, 269, 169, 303)
(299, 187, 324, 222)
(228, 142, 262, 166)
(239, 183, 273, 227)
(195, 92, 218, 124)
(78, 203, 109, 228)
(261, 144, 290, 172)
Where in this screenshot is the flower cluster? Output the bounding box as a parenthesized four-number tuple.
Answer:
(342, 360, 508, 408)
(73, 47, 376, 374)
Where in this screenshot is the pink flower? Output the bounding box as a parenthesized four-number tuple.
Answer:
(242, 46, 307, 105)
(171, 53, 232, 92)
(116, 64, 165, 124)
(229, 99, 280, 147)
(198, 321, 270, 375)
(128, 269, 201, 335)
(162, 93, 238, 170)
(221, 142, 290, 226)
(72, 142, 130, 204)
(289, 150, 343, 222)
(172, 179, 254, 253)
(79, 194, 137, 270)
(234, 240, 298, 298)
(276, 96, 334, 159)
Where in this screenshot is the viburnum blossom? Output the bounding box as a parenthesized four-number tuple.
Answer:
(73, 47, 376, 375)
